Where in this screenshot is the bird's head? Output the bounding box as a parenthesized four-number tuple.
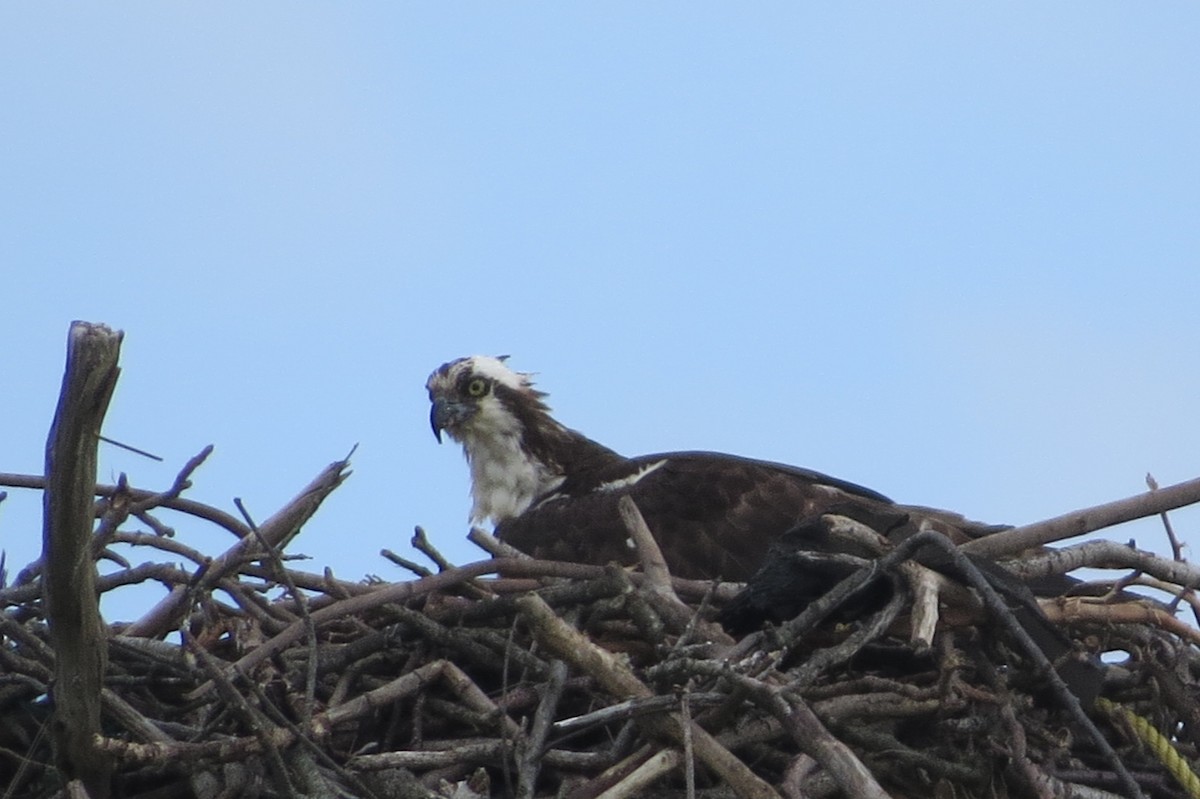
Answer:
(426, 355, 549, 447)
(428, 355, 577, 524)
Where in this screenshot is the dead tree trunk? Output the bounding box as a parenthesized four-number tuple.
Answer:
(42, 321, 123, 799)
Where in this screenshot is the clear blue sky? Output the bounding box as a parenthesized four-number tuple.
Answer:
(3, 5, 1198, 623)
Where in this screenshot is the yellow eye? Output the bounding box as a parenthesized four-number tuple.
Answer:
(467, 378, 488, 397)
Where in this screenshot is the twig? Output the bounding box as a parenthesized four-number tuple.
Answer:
(552, 693, 729, 740)
(381, 548, 434, 578)
(680, 686, 695, 799)
(1041, 597, 1200, 647)
(1145, 474, 1184, 561)
(1002, 539, 1200, 589)
(98, 435, 163, 461)
(0, 472, 253, 540)
(415, 525, 497, 601)
(595, 749, 683, 799)
(129, 445, 214, 516)
(132, 509, 175, 538)
(413, 525, 454, 571)
(236, 497, 319, 728)
(517, 659, 569, 798)
(468, 526, 528, 559)
(1147, 473, 1200, 625)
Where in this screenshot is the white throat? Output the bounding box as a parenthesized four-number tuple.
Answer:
(457, 398, 565, 525)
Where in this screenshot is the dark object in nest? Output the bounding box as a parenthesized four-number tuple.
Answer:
(720, 513, 1104, 709)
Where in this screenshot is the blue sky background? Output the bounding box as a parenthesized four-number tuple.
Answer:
(3, 5, 1198, 623)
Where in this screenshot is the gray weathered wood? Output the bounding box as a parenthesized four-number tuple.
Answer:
(961, 474, 1200, 559)
(42, 321, 123, 799)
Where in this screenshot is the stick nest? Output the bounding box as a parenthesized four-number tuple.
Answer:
(3, 452, 1200, 799)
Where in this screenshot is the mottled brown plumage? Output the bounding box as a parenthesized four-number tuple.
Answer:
(426, 355, 1002, 581)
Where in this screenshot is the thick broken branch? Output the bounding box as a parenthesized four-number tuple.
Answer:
(42, 321, 122, 799)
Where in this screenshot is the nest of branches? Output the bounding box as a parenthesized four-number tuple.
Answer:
(4, 325, 1200, 799)
(3, 446, 1200, 799)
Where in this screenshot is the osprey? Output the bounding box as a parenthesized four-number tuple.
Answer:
(425, 355, 1003, 582)
(427, 356, 1103, 706)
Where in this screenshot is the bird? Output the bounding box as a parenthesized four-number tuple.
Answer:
(426, 355, 1103, 707)
(425, 354, 1006, 583)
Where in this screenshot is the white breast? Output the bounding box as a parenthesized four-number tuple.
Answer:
(461, 395, 564, 525)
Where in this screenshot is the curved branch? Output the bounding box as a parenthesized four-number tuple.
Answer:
(0, 471, 252, 541)
(1002, 539, 1200, 588)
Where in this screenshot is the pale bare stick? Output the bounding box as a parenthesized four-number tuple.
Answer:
(618, 495, 674, 593)
(619, 496, 734, 646)
(961, 474, 1200, 559)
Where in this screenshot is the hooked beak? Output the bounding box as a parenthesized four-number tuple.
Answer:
(430, 397, 473, 444)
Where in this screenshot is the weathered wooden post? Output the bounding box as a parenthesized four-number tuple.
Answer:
(42, 321, 122, 798)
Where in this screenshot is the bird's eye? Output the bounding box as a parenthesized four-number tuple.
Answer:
(467, 378, 488, 397)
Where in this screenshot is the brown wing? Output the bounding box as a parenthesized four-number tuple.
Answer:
(497, 453, 900, 581)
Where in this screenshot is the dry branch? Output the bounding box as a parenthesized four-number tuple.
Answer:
(961, 474, 1200, 558)
(122, 455, 351, 639)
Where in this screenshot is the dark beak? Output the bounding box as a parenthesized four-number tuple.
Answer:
(430, 399, 446, 443)
(430, 397, 472, 443)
